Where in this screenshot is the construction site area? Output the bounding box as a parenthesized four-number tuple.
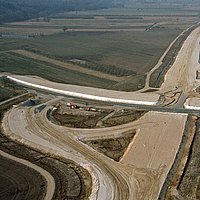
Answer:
(1, 2, 200, 200)
(1, 24, 200, 199)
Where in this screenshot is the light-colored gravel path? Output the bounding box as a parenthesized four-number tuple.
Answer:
(2, 104, 188, 200)
(160, 26, 200, 93)
(12, 49, 125, 82)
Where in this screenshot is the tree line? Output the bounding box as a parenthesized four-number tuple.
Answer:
(69, 60, 137, 77)
(0, 0, 115, 24)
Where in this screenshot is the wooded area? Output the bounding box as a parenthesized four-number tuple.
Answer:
(0, 0, 115, 23)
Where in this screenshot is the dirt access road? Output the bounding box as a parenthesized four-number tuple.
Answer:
(5, 74, 160, 106)
(2, 102, 188, 199)
(159, 26, 200, 93)
(141, 24, 195, 91)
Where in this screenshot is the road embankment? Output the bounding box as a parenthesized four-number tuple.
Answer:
(184, 98, 200, 110)
(6, 75, 160, 106)
(158, 114, 192, 199)
(0, 150, 55, 200)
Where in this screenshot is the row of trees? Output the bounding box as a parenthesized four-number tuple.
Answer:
(69, 60, 137, 77)
(0, 0, 114, 24)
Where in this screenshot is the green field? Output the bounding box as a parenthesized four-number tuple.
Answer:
(0, 52, 116, 88)
(22, 30, 180, 70)
(0, 28, 182, 91)
(0, 2, 199, 91)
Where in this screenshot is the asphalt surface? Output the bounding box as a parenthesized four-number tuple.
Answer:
(25, 87, 200, 117)
(17, 86, 200, 116)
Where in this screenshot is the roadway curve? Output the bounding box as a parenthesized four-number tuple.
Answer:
(2, 19, 200, 200)
(2, 102, 188, 199)
(0, 150, 55, 200)
(2, 106, 120, 199)
(5, 75, 160, 106)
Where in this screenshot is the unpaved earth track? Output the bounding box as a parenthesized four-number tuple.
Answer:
(2, 104, 188, 200)
(2, 20, 200, 200)
(160, 26, 200, 93)
(11, 49, 125, 83)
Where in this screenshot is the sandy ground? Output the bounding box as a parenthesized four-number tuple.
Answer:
(74, 111, 188, 199)
(1, 21, 200, 200)
(2, 101, 188, 199)
(2, 106, 115, 200)
(160, 26, 200, 93)
(183, 97, 200, 110)
(120, 112, 188, 199)
(186, 97, 200, 107)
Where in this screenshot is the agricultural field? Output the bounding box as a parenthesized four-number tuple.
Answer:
(0, 51, 115, 88)
(0, 2, 200, 91)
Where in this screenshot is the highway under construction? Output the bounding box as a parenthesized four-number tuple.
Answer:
(1, 24, 200, 200)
